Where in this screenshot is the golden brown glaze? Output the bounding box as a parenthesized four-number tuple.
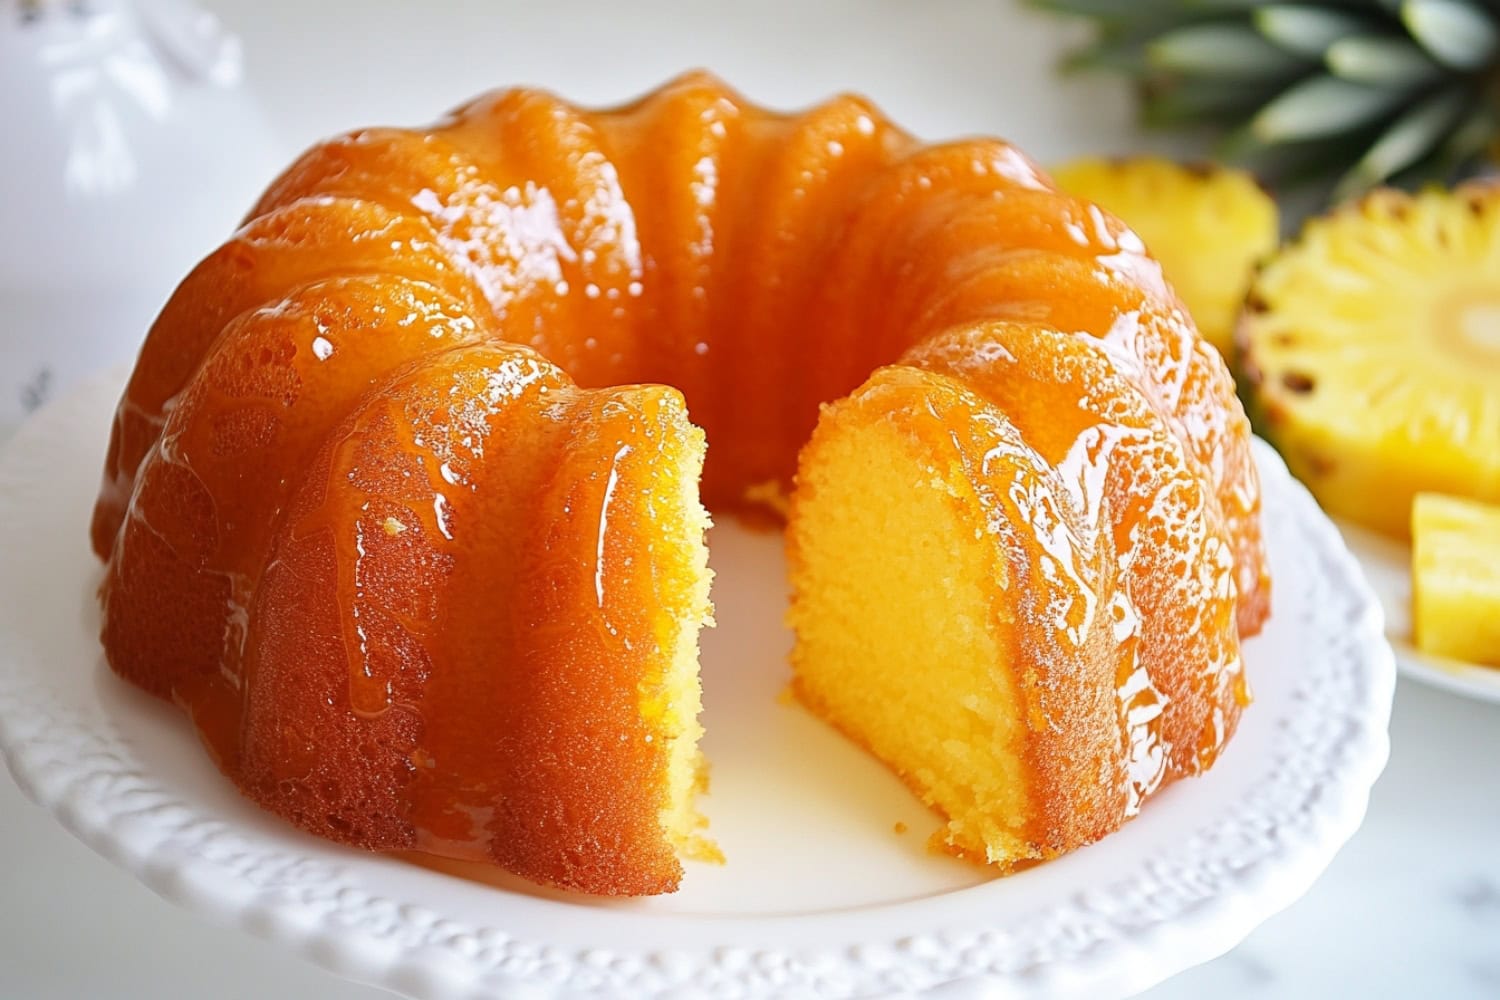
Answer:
(102, 276, 489, 754)
(90, 197, 489, 557)
(905, 322, 1245, 785)
(239, 344, 701, 893)
(94, 72, 1268, 894)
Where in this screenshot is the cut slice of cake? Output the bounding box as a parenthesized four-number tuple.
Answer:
(786, 364, 1136, 866)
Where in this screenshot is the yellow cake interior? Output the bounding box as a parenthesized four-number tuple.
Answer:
(644, 418, 722, 863)
(786, 399, 1033, 864)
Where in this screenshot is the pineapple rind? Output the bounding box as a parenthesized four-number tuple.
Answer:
(1412, 493, 1500, 667)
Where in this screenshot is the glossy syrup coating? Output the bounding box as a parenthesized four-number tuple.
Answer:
(101, 276, 490, 751)
(241, 344, 702, 894)
(905, 322, 1247, 788)
(90, 197, 490, 558)
(94, 72, 1268, 893)
(98, 72, 1266, 594)
(787, 364, 1136, 861)
(834, 179, 1270, 635)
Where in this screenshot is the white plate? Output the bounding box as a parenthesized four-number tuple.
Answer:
(1336, 520, 1500, 706)
(0, 369, 1393, 1000)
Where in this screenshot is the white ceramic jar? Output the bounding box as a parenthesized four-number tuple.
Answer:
(0, 0, 281, 435)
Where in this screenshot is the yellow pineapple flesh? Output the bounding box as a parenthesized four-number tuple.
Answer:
(1051, 156, 1278, 358)
(1240, 183, 1500, 538)
(1412, 493, 1500, 667)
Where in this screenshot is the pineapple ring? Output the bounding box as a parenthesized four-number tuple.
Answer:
(1240, 183, 1500, 539)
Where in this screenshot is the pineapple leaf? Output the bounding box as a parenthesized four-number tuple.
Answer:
(1326, 35, 1444, 85)
(1148, 23, 1314, 77)
(1433, 102, 1499, 171)
(1254, 5, 1385, 59)
(1402, 0, 1499, 70)
(1223, 122, 1387, 190)
(1251, 74, 1414, 142)
(1185, 0, 1290, 10)
(1141, 79, 1283, 127)
(1335, 86, 1472, 196)
(1066, 27, 1171, 74)
(1027, 0, 1182, 19)
(1389, 140, 1470, 190)
(1031, 0, 1500, 201)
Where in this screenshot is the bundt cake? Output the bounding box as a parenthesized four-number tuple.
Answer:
(91, 71, 1268, 895)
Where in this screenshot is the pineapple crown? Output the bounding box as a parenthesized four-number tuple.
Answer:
(1033, 0, 1500, 199)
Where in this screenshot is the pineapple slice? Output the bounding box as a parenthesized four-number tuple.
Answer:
(1051, 156, 1278, 357)
(1240, 183, 1500, 538)
(1412, 493, 1500, 667)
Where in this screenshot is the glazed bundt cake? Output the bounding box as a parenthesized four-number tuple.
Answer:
(92, 72, 1268, 895)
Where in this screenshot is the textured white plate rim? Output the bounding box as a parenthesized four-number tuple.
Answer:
(0, 368, 1395, 1000)
(1335, 519, 1500, 707)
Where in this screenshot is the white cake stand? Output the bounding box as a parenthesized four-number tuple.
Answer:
(0, 368, 1394, 999)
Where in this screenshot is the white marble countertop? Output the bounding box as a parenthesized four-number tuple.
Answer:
(2, 1, 1498, 996)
